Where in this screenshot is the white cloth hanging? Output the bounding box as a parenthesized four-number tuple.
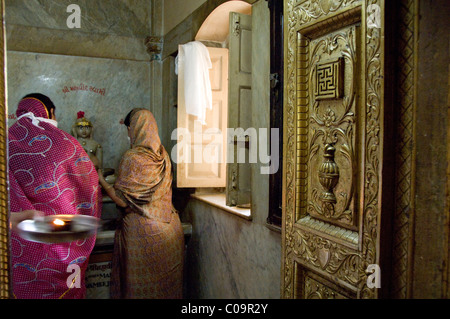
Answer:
(176, 41, 212, 125)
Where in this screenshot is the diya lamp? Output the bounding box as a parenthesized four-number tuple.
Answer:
(50, 218, 73, 232)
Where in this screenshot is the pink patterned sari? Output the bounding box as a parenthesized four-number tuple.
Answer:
(8, 97, 102, 299)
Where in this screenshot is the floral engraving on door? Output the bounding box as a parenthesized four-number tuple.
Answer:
(308, 26, 358, 229)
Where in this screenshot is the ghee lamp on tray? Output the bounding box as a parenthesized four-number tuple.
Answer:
(49, 218, 73, 232)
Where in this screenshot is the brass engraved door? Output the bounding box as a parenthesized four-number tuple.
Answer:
(282, 0, 387, 299)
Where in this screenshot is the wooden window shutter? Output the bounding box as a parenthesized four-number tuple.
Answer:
(226, 12, 252, 207)
(176, 46, 229, 188)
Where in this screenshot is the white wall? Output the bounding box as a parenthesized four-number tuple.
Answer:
(163, 0, 207, 34)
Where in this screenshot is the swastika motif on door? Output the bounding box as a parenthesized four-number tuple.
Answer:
(315, 58, 344, 100)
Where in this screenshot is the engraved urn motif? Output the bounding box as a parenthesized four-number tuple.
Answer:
(318, 144, 340, 204)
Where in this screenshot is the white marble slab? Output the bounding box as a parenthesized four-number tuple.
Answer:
(7, 51, 151, 171)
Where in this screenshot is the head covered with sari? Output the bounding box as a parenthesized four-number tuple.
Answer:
(8, 94, 101, 299)
(114, 108, 174, 223)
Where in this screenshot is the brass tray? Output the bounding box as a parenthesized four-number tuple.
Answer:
(17, 214, 101, 243)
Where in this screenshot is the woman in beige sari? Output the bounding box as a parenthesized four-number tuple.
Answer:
(98, 108, 184, 299)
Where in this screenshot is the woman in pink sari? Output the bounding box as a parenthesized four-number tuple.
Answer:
(98, 108, 184, 299)
(9, 93, 102, 299)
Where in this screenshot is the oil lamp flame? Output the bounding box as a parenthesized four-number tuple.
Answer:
(53, 218, 65, 226)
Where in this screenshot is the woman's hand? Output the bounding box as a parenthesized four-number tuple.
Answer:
(10, 210, 43, 233)
(97, 169, 127, 208)
(97, 169, 107, 186)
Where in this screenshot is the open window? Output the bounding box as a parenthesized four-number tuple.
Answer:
(176, 46, 229, 188)
(175, 1, 253, 209)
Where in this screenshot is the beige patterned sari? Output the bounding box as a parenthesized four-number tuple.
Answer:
(111, 109, 184, 299)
